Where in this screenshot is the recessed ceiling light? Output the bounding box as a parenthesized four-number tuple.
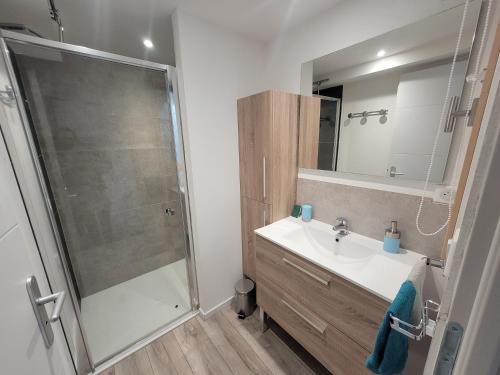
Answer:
(377, 49, 386, 58)
(143, 39, 154, 49)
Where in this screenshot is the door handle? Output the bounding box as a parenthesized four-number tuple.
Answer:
(26, 275, 66, 347)
(389, 166, 405, 177)
(36, 290, 66, 323)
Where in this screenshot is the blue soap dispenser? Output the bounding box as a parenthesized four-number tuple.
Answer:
(384, 221, 401, 253)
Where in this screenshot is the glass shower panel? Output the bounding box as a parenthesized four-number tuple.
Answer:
(8, 41, 192, 363)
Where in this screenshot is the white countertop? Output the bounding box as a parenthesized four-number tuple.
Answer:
(255, 217, 424, 302)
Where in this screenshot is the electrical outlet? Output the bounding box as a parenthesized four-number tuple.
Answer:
(433, 186, 456, 204)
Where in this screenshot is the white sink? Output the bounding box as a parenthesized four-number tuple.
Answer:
(284, 225, 374, 262)
(255, 217, 423, 302)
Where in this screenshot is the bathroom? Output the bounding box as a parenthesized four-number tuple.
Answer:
(0, 0, 499, 374)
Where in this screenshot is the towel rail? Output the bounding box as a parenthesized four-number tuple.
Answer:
(389, 299, 440, 341)
(423, 256, 446, 269)
(347, 109, 388, 119)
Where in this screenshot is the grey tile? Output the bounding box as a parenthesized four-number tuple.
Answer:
(43, 148, 179, 210)
(72, 202, 187, 296)
(33, 100, 169, 152)
(16, 51, 186, 296)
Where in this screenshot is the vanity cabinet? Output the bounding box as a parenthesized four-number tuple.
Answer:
(255, 235, 388, 375)
(240, 199, 271, 279)
(237, 91, 299, 280)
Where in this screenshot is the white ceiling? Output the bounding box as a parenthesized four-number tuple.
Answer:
(179, 0, 343, 41)
(0, 0, 342, 65)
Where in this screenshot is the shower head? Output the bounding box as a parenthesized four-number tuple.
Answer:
(46, 0, 64, 42)
(313, 78, 329, 87)
(313, 78, 330, 94)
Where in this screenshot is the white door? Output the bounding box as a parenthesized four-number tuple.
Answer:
(0, 131, 74, 374)
(388, 60, 467, 182)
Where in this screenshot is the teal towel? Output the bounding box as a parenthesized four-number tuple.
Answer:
(366, 280, 416, 374)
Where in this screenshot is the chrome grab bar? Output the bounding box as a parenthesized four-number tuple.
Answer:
(444, 96, 460, 132)
(466, 98, 479, 127)
(445, 96, 479, 132)
(282, 258, 330, 286)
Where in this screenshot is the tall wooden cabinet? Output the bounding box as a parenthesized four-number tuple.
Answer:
(237, 91, 299, 280)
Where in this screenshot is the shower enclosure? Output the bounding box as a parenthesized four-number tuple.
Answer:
(0, 30, 198, 372)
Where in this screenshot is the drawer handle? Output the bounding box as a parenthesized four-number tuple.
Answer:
(281, 299, 327, 335)
(283, 258, 330, 286)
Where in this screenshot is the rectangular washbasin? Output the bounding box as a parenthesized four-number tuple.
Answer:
(255, 217, 423, 302)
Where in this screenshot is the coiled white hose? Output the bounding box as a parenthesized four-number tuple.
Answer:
(416, 0, 492, 236)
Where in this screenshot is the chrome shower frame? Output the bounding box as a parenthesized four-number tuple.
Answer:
(313, 94, 341, 171)
(0, 29, 199, 373)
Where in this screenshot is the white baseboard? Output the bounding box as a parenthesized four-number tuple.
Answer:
(199, 296, 234, 320)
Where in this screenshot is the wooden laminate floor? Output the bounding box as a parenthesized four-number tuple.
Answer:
(100, 306, 329, 375)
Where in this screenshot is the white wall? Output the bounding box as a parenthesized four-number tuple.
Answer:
(172, 10, 266, 313)
(334, 60, 467, 181)
(337, 72, 400, 176)
(300, 60, 314, 96)
(389, 60, 467, 182)
(263, 0, 464, 93)
(172, 0, 467, 313)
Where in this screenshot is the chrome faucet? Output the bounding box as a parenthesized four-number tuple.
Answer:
(333, 217, 349, 241)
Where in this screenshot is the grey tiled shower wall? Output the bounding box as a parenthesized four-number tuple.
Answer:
(16, 51, 186, 297)
(297, 178, 448, 257)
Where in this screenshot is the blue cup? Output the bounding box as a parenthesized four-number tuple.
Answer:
(301, 204, 313, 222)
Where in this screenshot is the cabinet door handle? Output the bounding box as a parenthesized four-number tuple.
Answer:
(281, 298, 327, 335)
(283, 258, 330, 286)
(263, 207, 266, 227)
(262, 157, 266, 200)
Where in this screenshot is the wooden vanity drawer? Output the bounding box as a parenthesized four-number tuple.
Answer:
(255, 235, 388, 351)
(258, 279, 372, 375)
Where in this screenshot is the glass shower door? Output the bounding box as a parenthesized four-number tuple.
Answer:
(5, 38, 196, 365)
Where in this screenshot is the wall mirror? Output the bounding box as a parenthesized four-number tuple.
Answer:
(298, 2, 482, 184)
